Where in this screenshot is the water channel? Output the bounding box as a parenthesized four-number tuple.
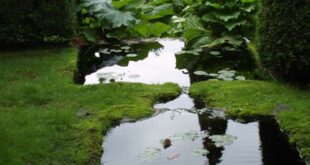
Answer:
(76, 39, 306, 165)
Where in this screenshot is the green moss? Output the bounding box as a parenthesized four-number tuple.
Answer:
(190, 80, 310, 163)
(0, 47, 180, 164)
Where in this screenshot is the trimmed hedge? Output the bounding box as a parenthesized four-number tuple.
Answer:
(0, 0, 77, 44)
(258, 0, 310, 83)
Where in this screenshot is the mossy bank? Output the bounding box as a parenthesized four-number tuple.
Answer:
(190, 80, 310, 163)
(0, 47, 180, 164)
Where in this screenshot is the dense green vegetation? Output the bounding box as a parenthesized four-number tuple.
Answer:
(78, 0, 176, 40)
(190, 80, 310, 163)
(78, 0, 257, 50)
(258, 0, 310, 83)
(0, 48, 180, 164)
(0, 0, 77, 44)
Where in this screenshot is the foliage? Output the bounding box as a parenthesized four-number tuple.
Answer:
(0, 0, 77, 44)
(258, 0, 310, 83)
(178, 0, 257, 48)
(78, 0, 174, 40)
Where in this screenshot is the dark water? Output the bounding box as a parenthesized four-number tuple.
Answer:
(100, 94, 305, 165)
(76, 39, 305, 165)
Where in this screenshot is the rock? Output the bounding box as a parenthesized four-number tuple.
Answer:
(163, 138, 172, 149)
(77, 109, 90, 117)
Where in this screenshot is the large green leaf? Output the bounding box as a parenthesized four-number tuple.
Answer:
(213, 10, 241, 22)
(202, 13, 218, 23)
(112, 0, 133, 9)
(224, 19, 247, 31)
(205, 1, 222, 9)
(183, 29, 204, 42)
(189, 34, 214, 48)
(141, 3, 174, 20)
(185, 15, 205, 31)
(133, 22, 170, 37)
(81, 0, 137, 28)
(97, 9, 136, 28)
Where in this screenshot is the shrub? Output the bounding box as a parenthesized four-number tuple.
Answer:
(258, 0, 310, 83)
(0, 0, 77, 44)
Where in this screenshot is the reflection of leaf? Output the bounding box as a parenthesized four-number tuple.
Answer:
(138, 147, 161, 160)
(133, 22, 171, 37)
(210, 134, 237, 147)
(191, 148, 209, 156)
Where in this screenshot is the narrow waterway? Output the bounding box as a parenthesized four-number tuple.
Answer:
(77, 39, 306, 165)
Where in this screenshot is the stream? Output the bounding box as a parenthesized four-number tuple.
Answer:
(77, 39, 306, 165)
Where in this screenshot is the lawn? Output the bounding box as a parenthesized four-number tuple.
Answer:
(190, 80, 310, 163)
(0, 47, 180, 164)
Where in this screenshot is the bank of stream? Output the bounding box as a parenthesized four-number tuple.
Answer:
(76, 39, 306, 165)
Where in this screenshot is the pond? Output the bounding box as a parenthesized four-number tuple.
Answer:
(76, 39, 306, 165)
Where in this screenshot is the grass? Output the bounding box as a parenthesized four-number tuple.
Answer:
(0, 47, 180, 164)
(190, 80, 310, 163)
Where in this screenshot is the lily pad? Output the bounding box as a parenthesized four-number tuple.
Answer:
(191, 148, 209, 156)
(121, 46, 131, 50)
(110, 49, 122, 53)
(207, 73, 219, 77)
(126, 53, 138, 57)
(99, 48, 111, 54)
(194, 71, 208, 76)
(209, 134, 237, 147)
(235, 76, 246, 80)
(94, 52, 100, 58)
(221, 71, 235, 78)
(173, 130, 199, 141)
(210, 51, 221, 56)
(208, 79, 219, 81)
(96, 72, 120, 82)
(222, 77, 234, 81)
(200, 130, 209, 138)
(176, 49, 202, 56)
(138, 147, 161, 160)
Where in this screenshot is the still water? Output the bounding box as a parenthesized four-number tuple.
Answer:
(77, 39, 305, 165)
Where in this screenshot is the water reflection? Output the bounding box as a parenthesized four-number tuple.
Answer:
(77, 39, 190, 86)
(76, 39, 305, 165)
(198, 113, 227, 165)
(74, 41, 163, 84)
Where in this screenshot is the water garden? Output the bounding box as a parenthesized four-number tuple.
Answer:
(0, 0, 309, 164)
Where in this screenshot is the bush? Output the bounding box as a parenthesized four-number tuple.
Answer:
(258, 0, 310, 83)
(0, 0, 77, 44)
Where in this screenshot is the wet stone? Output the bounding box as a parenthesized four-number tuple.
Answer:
(77, 109, 90, 118)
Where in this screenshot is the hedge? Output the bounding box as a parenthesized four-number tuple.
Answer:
(258, 0, 310, 83)
(0, 0, 77, 44)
